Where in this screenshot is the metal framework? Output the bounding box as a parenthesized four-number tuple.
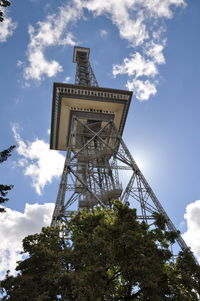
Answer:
(50, 46, 196, 262)
(74, 46, 99, 87)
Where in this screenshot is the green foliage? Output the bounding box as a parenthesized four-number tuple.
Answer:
(1, 201, 200, 300)
(0, 146, 15, 212)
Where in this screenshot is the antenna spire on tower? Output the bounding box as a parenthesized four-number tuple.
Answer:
(73, 46, 99, 87)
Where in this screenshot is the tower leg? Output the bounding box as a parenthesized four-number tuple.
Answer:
(51, 119, 196, 262)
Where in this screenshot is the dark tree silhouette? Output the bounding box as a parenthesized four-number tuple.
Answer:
(0, 146, 15, 212)
(0, 0, 11, 22)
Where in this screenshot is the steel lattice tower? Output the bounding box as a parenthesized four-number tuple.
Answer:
(50, 46, 195, 261)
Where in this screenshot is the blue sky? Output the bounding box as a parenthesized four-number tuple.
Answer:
(0, 0, 200, 276)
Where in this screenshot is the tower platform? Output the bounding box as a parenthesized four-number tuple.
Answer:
(50, 83, 132, 151)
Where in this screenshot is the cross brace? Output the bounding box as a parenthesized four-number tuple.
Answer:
(50, 118, 196, 262)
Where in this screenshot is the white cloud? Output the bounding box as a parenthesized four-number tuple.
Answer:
(0, 203, 54, 278)
(23, 0, 186, 100)
(81, 0, 185, 44)
(0, 16, 17, 43)
(99, 29, 108, 37)
(78, 0, 185, 101)
(25, 46, 63, 80)
(183, 200, 200, 262)
(22, 81, 31, 88)
(63, 76, 71, 83)
(113, 52, 158, 101)
(113, 52, 158, 78)
(145, 41, 166, 64)
(80, 0, 184, 101)
(24, 4, 81, 80)
(144, 0, 186, 19)
(82, 0, 148, 46)
(126, 79, 157, 101)
(16, 60, 24, 67)
(12, 124, 65, 195)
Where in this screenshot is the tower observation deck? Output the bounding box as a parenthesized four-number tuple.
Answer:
(50, 46, 195, 261)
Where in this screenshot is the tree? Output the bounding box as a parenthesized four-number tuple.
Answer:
(1, 201, 200, 300)
(0, 146, 15, 212)
(0, 0, 11, 22)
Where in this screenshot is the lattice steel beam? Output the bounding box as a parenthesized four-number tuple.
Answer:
(50, 46, 198, 264)
(73, 46, 98, 87)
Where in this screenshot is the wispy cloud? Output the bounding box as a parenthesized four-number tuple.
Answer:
(63, 76, 71, 83)
(0, 16, 17, 43)
(79, 0, 185, 100)
(144, 41, 166, 64)
(143, 0, 186, 18)
(112, 51, 159, 101)
(22, 0, 186, 100)
(127, 79, 157, 101)
(24, 4, 81, 80)
(99, 29, 108, 37)
(0, 203, 54, 278)
(83, 0, 184, 101)
(12, 124, 65, 195)
(183, 200, 200, 262)
(82, 0, 148, 46)
(113, 52, 158, 78)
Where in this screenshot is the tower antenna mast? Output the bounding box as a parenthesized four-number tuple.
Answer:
(50, 46, 196, 262)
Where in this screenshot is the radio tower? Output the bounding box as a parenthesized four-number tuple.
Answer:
(50, 46, 193, 259)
